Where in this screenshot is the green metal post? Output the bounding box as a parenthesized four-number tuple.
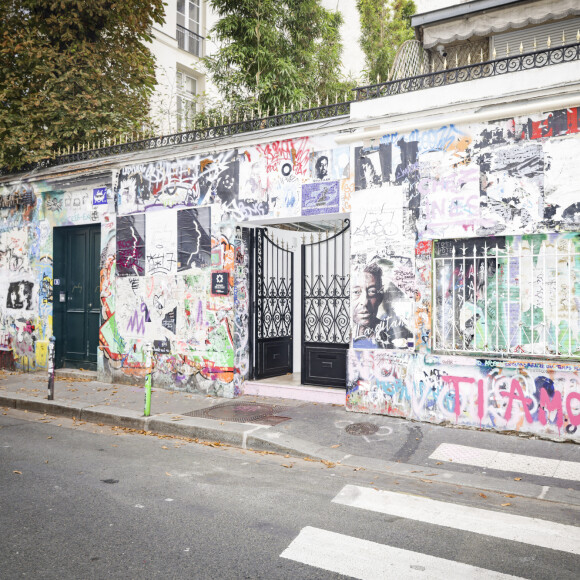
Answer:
(144, 343, 152, 417)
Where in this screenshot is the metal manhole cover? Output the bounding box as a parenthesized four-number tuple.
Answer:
(345, 422, 379, 436)
(184, 402, 288, 423)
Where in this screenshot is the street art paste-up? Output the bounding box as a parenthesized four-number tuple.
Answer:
(177, 207, 211, 270)
(146, 210, 178, 276)
(302, 181, 340, 216)
(116, 213, 146, 276)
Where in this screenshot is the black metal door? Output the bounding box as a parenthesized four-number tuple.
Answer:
(252, 228, 294, 379)
(302, 221, 350, 387)
(53, 224, 101, 370)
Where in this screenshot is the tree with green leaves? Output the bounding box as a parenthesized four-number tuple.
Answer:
(205, 0, 353, 115)
(0, 0, 165, 172)
(357, 0, 416, 84)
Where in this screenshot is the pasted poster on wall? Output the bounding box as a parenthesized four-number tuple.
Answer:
(116, 213, 146, 276)
(354, 144, 392, 190)
(146, 211, 178, 276)
(302, 181, 340, 216)
(309, 148, 350, 181)
(6, 281, 34, 310)
(351, 259, 414, 349)
(177, 207, 211, 271)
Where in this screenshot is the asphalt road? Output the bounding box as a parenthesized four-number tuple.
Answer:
(1, 409, 579, 579)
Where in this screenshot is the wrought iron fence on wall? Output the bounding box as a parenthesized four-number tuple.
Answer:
(354, 42, 580, 101)
(4, 42, 579, 177)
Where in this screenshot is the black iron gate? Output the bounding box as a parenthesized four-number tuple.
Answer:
(302, 220, 350, 387)
(252, 228, 294, 380)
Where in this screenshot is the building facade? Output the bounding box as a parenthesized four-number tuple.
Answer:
(0, 0, 579, 442)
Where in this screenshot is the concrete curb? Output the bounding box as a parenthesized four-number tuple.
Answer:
(2, 392, 579, 507)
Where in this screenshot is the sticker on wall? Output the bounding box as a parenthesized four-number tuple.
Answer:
(153, 338, 171, 354)
(302, 181, 340, 216)
(92, 187, 108, 205)
(177, 207, 211, 270)
(211, 271, 229, 296)
(116, 213, 146, 276)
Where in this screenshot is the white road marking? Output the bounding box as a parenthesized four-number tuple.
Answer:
(430, 443, 580, 481)
(242, 425, 266, 449)
(281, 526, 522, 580)
(332, 485, 580, 555)
(538, 485, 550, 500)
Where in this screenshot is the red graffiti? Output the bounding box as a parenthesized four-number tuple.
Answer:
(521, 107, 579, 140)
(256, 138, 310, 175)
(415, 240, 432, 256)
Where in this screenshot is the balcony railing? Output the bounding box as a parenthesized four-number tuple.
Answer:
(4, 42, 579, 176)
(176, 24, 203, 58)
(354, 42, 580, 101)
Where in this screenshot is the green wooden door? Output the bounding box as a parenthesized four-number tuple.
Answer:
(53, 225, 101, 370)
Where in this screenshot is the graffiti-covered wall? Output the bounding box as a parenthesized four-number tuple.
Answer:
(0, 181, 111, 371)
(104, 135, 355, 396)
(347, 106, 580, 440)
(1, 100, 578, 438)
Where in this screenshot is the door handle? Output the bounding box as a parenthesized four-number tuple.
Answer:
(322, 361, 333, 368)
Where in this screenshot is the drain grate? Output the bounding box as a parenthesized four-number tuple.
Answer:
(184, 402, 289, 424)
(345, 422, 379, 436)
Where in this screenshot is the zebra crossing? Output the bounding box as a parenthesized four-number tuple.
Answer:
(280, 484, 580, 579)
(429, 443, 580, 481)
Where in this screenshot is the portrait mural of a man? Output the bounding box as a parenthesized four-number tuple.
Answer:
(352, 261, 413, 349)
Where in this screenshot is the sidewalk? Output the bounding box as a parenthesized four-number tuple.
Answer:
(1, 368, 579, 506)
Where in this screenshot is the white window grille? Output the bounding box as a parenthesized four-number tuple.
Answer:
(433, 234, 580, 359)
(176, 71, 197, 131)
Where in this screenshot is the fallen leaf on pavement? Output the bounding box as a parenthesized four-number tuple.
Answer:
(426, 473, 438, 476)
(161, 445, 169, 450)
(284, 454, 290, 458)
(504, 494, 515, 498)
(353, 467, 365, 471)
(411, 470, 422, 473)
(420, 479, 433, 483)
(436, 462, 442, 465)
(479, 493, 487, 498)
(514, 477, 522, 481)
(13, 470, 22, 475)
(282, 464, 293, 468)
(47, 436, 52, 439)
(330, 444, 341, 448)
(303, 457, 315, 462)
(501, 503, 512, 507)
(165, 472, 172, 477)
(322, 460, 336, 468)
